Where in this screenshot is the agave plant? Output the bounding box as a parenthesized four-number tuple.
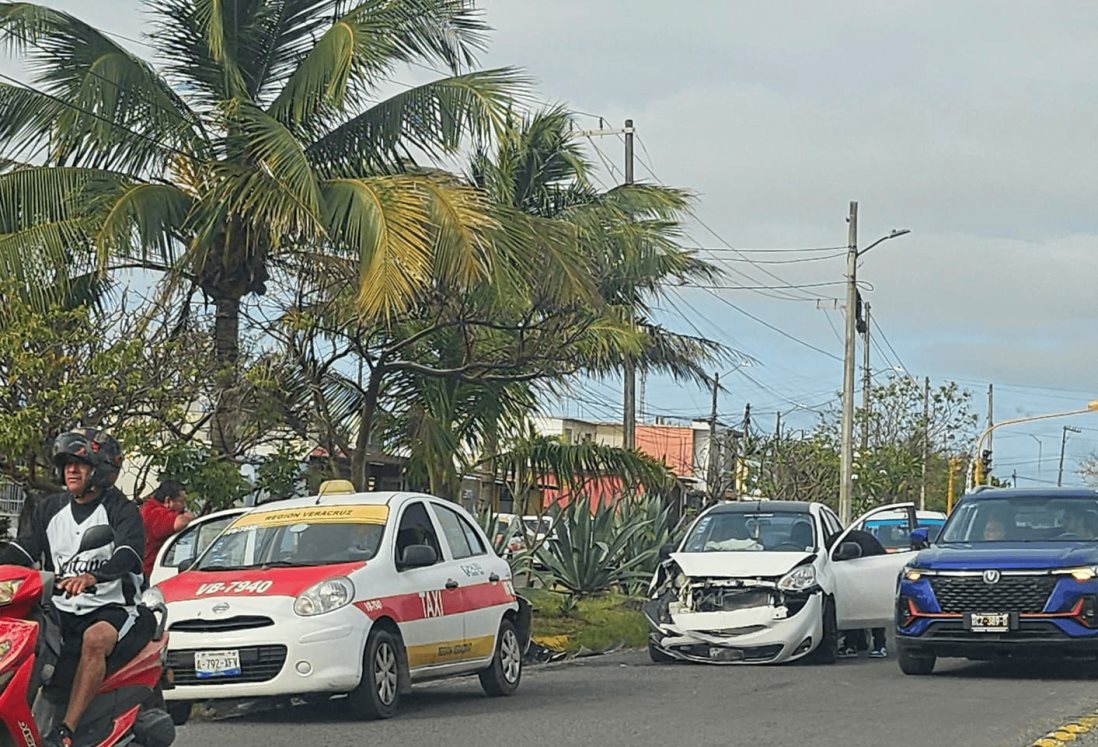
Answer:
(532, 498, 656, 598)
(617, 491, 683, 596)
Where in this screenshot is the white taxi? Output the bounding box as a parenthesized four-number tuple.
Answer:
(156, 483, 530, 720)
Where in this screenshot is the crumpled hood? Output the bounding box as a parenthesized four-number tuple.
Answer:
(670, 551, 813, 579)
(914, 543, 1098, 571)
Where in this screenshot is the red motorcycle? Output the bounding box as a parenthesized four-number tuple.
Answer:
(0, 526, 175, 747)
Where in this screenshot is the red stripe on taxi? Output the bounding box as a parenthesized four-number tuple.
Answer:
(157, 562, 366, 603)
(355, 580, 515, 622)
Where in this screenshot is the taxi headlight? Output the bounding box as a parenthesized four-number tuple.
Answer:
(0, 579, 23, 605)
(294, 577, 354, 616)
(777, 565, 817, 592)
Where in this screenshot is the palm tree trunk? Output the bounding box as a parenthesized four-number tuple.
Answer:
(351, 364, 384, 490)
(211, 293, 242, 456)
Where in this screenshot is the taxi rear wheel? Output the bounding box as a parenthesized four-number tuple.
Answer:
(348, 629, 403, 719)
(479, 618, 522, 697)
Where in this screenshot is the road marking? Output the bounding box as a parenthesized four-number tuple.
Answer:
(1030, 709, 1098, 746)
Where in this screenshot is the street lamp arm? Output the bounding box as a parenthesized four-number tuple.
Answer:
(858, 229, 911, 258)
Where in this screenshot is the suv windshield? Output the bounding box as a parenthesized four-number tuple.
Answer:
(198, 506, 388, 570)
(939, 497, 1098, 543)
(683, 511, 816, 553)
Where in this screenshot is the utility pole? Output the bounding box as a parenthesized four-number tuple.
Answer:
(986, 384, 994, 456)
(1059, 425, 1081, 486)
(707, 373, 720, 502)
(1012, 470, 1018, 488)
(622, 118, 636, 450)
(861, 302, 871, 451)
(946, 457, 957, 514)
(920, 376, 930, 510)
(839, 201, 859, 525)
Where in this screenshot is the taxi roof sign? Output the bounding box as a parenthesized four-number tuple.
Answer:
(318, 479, 355, 495)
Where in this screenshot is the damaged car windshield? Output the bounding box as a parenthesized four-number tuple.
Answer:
(683, 511, 817, 553)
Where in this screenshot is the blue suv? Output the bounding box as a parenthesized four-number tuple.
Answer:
(896, 487, 1098, 675)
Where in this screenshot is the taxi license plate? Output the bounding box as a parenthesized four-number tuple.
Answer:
(968, 613, 1010, 633)
(194, 650, 241, 679)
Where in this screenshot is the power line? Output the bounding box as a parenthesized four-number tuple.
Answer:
(869, 313, 914, 380)
(688, 286, 843, 363)
(700, 250, 848, 264)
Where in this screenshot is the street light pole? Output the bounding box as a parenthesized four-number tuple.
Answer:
(968, 402, 1098, 490)
(838, 202, 910, 525)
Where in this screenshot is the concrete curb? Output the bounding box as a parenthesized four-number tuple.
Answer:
(1029, 709, 1098, 746)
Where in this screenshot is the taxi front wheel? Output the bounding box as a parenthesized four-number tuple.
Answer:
(348, 629, 403, 719)
(479, 619, 522, 697)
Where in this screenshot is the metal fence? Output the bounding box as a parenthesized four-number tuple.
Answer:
(0, 482, 24, 536)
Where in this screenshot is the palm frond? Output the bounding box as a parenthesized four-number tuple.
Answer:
(0, 2, 206, 171)
(268, 0, 492, 130)
(307, 68, 526, 175)
(94, 183, 192, 265)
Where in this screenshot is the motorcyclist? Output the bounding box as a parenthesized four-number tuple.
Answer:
(0, 428, 146, 747)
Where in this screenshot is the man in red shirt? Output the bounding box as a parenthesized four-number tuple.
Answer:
(140, 481, 193, 579)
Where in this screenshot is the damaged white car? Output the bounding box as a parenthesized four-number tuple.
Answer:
(645, 500, 916, 664)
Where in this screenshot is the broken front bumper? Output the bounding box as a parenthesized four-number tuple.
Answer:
(644, 590, 823, 664)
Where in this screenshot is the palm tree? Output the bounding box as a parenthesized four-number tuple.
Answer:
(0, 0, 524, 454)
(469, 107, 726, 385)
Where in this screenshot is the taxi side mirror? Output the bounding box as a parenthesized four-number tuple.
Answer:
(659, 543, 676, 562)
(400, 544, 438, 569)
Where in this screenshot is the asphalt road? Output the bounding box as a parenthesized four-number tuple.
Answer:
(173, 650, 1098, 747)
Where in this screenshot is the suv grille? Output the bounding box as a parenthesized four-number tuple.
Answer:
(169, 616, 274, 633)
(929, 575, 1057, 613)
(168, 645, 287, 686)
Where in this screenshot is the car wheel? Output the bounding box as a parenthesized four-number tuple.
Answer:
(807, 595, 837, 664)
(348, 629, 403, 719)
(166, 700, 191, 727)
(897, 646, 936, 675)
(648, 641, 675, 663)
(479, 619, 522, 697)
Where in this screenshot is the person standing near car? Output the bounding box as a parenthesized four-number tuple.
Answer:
(140, 480, 193, 579)
(827, 527, 889, 659)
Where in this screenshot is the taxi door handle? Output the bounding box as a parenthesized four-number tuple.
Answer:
(445, 579, 459, 590)
(489, 573, 500, 583)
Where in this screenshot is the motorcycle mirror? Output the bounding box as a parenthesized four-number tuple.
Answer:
(79, 525, 115, 553)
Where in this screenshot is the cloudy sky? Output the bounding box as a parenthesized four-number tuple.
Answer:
(7, 1, 1098, 485)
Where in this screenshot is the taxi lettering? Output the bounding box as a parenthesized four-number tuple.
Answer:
(419, 589, 445, 618)
(361, 599, 383, 613)
(437, 643, 471, 657)
(196, 580, 274, 596)
(460, 563, 485, 578)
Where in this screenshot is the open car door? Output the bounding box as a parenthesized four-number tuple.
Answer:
(828, 503, 916, 629)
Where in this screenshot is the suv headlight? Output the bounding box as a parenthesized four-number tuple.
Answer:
(294, 577, 355, 616)
(778, 565, 817, 592)
(1061, 567, 1098, 581)
(903, 567, 925, 582)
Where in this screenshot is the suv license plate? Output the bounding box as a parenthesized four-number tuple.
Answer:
(969, 613, 1010, 633)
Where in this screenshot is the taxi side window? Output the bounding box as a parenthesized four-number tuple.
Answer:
(433, 505, 488, 560)
(395, 502, 442, 566)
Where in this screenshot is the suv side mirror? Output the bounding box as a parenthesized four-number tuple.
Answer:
(400, 544, 438, 569)
(835, 541, 863, 561)
(79, 525, 115, 553)
(910, 527, 930, 550)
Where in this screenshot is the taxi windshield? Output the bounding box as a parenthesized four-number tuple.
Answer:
(939, 497, 1098, 543)
(683, 511, 816, 553)
(197, 506, 388, 571)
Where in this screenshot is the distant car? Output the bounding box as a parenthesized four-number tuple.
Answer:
(159, 485, 531, 721)
(492, 513, 554, 559)
(857, 509, 947, 553)
(897, 487, 1098, 675)
(645, 500, 917, 665)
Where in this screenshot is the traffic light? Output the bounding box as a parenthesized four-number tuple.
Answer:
(980, 449, 992, 483)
